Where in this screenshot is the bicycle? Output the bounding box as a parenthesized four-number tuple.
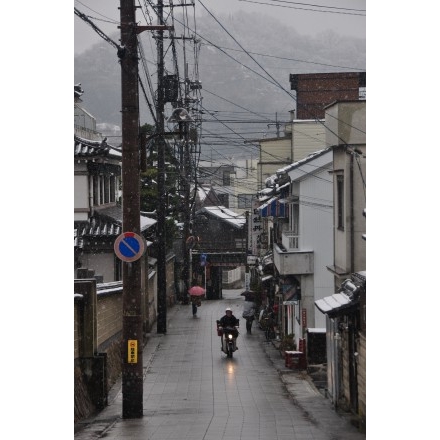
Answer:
(263, 316, 276, 341)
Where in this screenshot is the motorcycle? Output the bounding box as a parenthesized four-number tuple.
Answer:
(216, 320, 239, 358)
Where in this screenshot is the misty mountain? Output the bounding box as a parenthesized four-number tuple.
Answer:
(74, 10, 365, 157)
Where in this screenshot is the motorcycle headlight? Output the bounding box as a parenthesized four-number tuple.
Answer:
(228, 334, 233, 340)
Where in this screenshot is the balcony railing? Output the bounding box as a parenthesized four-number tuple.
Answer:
(282, 231, 299, 251)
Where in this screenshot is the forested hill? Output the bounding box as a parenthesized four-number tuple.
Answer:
(74, 10, 365, 156)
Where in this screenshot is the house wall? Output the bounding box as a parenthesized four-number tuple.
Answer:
(74, 167, 89, 221)
(258, 119, 328, 191)
(285, 120, 327, 160)
(195, 219, 245, 252)
(332, 148, 366, 278)
(79, 252, 116, 283)
(325, 101, 366, 147)
(287, 152, 334, 331)
(327, 101, 366, 282)
(300, 168, 334, 329)
(297, 274, 314, 342)
(232, 159, 258, 215)
(290, 72, 363, 120)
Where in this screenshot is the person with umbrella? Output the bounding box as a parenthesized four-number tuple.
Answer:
(242, 298, 256, 334)
(188, 285, 205, 317)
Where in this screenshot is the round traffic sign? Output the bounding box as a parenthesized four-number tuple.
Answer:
(114, 232, 146, 262)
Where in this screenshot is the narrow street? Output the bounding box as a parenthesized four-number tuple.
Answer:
(74, 289, 365, 440)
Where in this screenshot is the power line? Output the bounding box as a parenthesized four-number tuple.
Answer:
(74, 7, 122, 51)
(238, 0, 366, 16)
(200, 42, 365, 71)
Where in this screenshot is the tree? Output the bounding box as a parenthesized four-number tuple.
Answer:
(139, 123, 181, 250)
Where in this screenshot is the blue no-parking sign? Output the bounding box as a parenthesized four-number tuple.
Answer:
(114, 232, 146, 262)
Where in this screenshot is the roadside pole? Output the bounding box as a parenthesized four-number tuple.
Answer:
(119, 0, 143, 418)
(245, 210, 250, 291)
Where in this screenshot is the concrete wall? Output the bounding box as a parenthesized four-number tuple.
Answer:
(79, 252, 116, 284)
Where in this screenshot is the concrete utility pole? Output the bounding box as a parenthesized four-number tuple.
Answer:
(119, 0, 143, 418)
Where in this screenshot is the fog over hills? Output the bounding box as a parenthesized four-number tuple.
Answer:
(74, 10, 365, 159)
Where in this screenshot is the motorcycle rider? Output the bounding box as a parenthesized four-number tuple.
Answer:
(218, 307, 239, 352)
(219, 307, 239, 328)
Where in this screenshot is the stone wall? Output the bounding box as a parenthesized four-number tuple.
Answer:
(97, 294, 123, 347)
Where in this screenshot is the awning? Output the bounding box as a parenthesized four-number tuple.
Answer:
(315, 292, 356, 315)
(258, 196, 287, 218)
(315, 274, 365, 316)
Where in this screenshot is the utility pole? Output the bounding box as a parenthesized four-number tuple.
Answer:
(245, 210, 250, 291)
(156, 0, 167, 334)
(183, 61, 192, 297)
(182, 117, 191, 294)
(289, 109, 295, 162)
(119, 0, 143, 418)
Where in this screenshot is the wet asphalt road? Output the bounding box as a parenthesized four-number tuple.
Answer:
(74, 289, 365, 440)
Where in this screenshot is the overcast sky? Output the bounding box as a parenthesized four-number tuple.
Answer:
(74, 0, 366, 55)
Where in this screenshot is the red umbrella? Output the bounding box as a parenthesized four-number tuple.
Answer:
(188, 285, 205, 296)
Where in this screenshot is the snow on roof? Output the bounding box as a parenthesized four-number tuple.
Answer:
(199, 205, 245, 228)
(197, 186, 211, 201)
(307, 328, 326, 333)
(259, 196, 278, 211)
(315, 292, 351, 314)
(276, 146, 332, 176)
(74, 135, 122, 158)
(258, 187, 275, 202)
(140, 215, 157, 230)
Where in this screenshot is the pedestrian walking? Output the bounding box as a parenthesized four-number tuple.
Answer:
(242, 300, 256, 333)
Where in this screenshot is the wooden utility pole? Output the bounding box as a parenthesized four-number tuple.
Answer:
(119, 0, 143, 418)
(156, 0, 167, 334)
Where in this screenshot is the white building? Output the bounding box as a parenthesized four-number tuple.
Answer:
(270, 148, 334, 347)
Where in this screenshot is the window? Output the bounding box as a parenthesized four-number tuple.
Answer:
(337, 174, 344, 230)
(238, 194, 253, 209)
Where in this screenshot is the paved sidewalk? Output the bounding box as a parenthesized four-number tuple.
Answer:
(75, 294, 365, 439)
(256, 333, 365, 438)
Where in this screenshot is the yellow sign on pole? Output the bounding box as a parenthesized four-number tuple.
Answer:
(128, 340, 138, 363)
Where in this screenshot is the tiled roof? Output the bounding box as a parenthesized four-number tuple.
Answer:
(74, 135, 122, 159)
(95, 205, 157, 231)
(74, 220, 121, 249)
(74, 206, 157, 248)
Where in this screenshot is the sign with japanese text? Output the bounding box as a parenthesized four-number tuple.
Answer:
(128, 340, 138, 364)
(302, 308, 307, 329)
(249, 198, 263, 255)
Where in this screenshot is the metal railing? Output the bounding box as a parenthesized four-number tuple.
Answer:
(282, 231, 299, 250)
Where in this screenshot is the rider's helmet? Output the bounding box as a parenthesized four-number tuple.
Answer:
(225, 307, 232, 313)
